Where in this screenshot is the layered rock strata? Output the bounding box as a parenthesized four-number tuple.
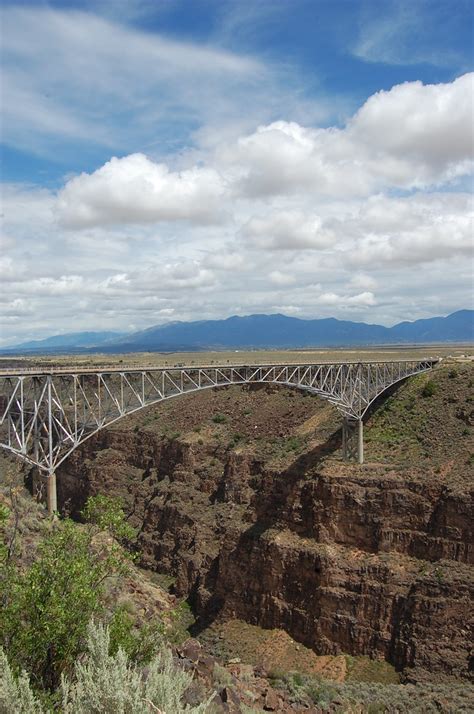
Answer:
(55, 383, 474, 682)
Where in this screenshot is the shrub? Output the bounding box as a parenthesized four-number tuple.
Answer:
(108, 606, 164, 665)
(61, 621, 212, 713)
(0, 648, 43, 714)
(421, 380, 436, 398)
(0, 503, 10, 563)
(81, 494, 136, 543)
(285, 436, 303, 452)
(1, 497, 134, 691)
(212, 414, 227, 424)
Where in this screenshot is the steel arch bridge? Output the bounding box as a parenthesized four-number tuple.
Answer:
(0, 359, 438, 513)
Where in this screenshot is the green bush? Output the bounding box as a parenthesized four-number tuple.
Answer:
(0, 497, 134, 691)
(421, 380, 437, 398)
(212, 413, 227, 424)
(0, 502, 10, 563)
(81, 494, 136, 543)
(108, 606, 164, 665)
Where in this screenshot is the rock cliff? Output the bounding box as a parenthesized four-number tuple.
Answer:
(55, 365, 474, 683)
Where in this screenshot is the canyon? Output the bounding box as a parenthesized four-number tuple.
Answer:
(54, 363, 474, 685)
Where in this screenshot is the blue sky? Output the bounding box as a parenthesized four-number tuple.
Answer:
(0, 0, 473, 344)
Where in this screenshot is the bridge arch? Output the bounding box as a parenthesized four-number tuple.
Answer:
(0, 359, 438, 513)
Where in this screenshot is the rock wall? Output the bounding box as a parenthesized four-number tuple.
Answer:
(56, 415, 474, 682)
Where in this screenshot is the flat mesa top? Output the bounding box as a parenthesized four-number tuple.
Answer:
(0, 358, 440, 377)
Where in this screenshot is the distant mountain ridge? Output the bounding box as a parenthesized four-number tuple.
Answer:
(7, 331, 125, 352)
(2, 310, 473, 354)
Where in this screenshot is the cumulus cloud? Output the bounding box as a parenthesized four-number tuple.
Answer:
(128, 261, 217, 293)
(57, 154, 225, 228)
(348, 74, 474, 184)
(242, 210, 333, 250)
(316, 291, 377, 307)
(339, 193, 474, 267)
(11, 275, 85, 297)
(2, 71, 473, 345)
(269, 270, 297, 286)
(349, 273, 378, 291)
(0, 298, 34, 316)
(220, 74, 473, 197)
(54, 75, 473, 233)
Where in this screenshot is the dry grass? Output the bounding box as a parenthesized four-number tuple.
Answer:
(0, 344, 472, 373)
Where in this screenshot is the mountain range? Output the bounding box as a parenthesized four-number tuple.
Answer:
(1, 310, 473, 354)
(9, 331, 125, 351)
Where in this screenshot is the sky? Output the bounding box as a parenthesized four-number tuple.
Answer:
(0, 0, 473, 345)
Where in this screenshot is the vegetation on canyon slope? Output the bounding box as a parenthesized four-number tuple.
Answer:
(2, 478, 473, 712)
(0, 492, 210, 712)
(1, 361, 473, 712)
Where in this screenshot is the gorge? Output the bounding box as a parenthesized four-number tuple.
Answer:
(51, 362, 474, 686)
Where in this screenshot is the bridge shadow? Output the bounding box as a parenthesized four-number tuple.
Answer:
(189, 426, 342, 637)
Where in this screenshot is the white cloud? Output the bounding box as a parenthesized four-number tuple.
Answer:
(128, 261, 217, 293)
(204, 252, 245, 271)
(0, 298, 33, 316)
(0, 5, 329, 160)
(316, 291, 376, 307)
(0, 257, 24, 282)
(269, 271, 297, 286)
(349, 273, 378, 291)
(348, 74, 474, 184)
(57, 154, 225, 228)
(11, 275, 85, 297)
(242, 210, 333, 250)
(353, 1, 465, 69)
(340, 193, 474, 267)
(1, 71, 473, 345)
(219, 74, 473, 197)
(50, 75, 474, 233)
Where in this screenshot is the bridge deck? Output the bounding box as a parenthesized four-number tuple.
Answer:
(0, 358, 439, 513)
(0, 357, 440, 377)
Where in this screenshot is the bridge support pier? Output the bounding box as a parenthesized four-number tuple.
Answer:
(358, 418, 364, 464)
(342, 417, 364, 464)
(46, 470, 57, 516)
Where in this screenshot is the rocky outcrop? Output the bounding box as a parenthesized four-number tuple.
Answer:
(55, 420, 474, 683)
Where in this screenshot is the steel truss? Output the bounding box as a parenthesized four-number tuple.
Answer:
(0, 359, 437, 512)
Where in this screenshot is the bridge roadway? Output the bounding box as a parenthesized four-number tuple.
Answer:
(0, 357, 439, 376)
(0, 358, 439, 514)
